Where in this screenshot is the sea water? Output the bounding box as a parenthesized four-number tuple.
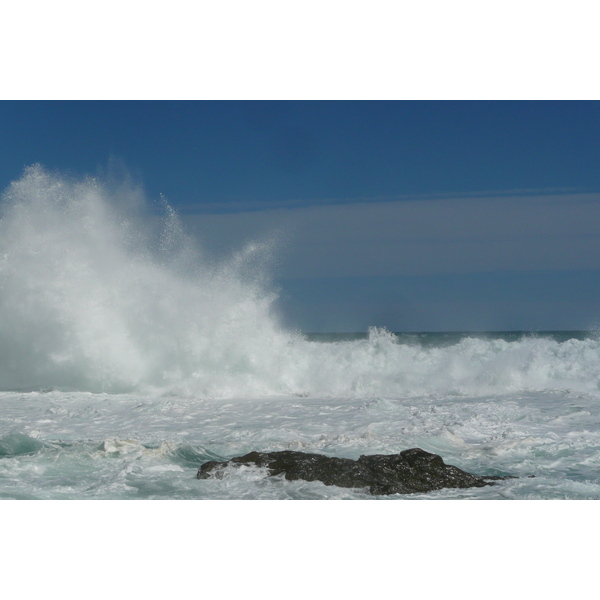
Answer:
(1, 166, 600, 499)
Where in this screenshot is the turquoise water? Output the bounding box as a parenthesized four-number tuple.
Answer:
(2, 330, 600, 499)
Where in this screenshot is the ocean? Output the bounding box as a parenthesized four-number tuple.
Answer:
(2, 330, 600, 499)
(1, 166, 599, 500)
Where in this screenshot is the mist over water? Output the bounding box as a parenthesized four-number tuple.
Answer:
(1, 165, 600, 399)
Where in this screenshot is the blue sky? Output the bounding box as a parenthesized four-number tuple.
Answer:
(2, 100, 600, 331)
(3, 101, 600, 205)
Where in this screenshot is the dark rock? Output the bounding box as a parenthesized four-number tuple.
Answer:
(197, 448, 512, 495)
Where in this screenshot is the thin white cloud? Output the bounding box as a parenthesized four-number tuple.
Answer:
(185, 192, 600, 278)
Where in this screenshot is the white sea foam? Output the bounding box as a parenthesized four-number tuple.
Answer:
(2, 165, 600, 399)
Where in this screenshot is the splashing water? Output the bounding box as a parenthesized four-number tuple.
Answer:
(0, 165, 288, 394)
(2, 165, 600, 399)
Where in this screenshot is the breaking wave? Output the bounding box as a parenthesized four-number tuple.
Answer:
(1, 165, 600, 398)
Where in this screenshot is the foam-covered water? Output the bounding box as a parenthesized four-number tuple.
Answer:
(1, 166, 599, 499)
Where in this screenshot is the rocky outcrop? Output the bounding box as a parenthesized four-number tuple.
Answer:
(197, 448, 511, 495)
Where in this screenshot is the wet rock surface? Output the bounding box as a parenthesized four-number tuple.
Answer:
(197, 448, 511, 495)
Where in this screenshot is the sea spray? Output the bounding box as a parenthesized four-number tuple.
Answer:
(0, 165, 288, 393)
(2, 166, 600, 399)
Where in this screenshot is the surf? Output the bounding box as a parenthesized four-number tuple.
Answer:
(1, 165, 600, 399)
